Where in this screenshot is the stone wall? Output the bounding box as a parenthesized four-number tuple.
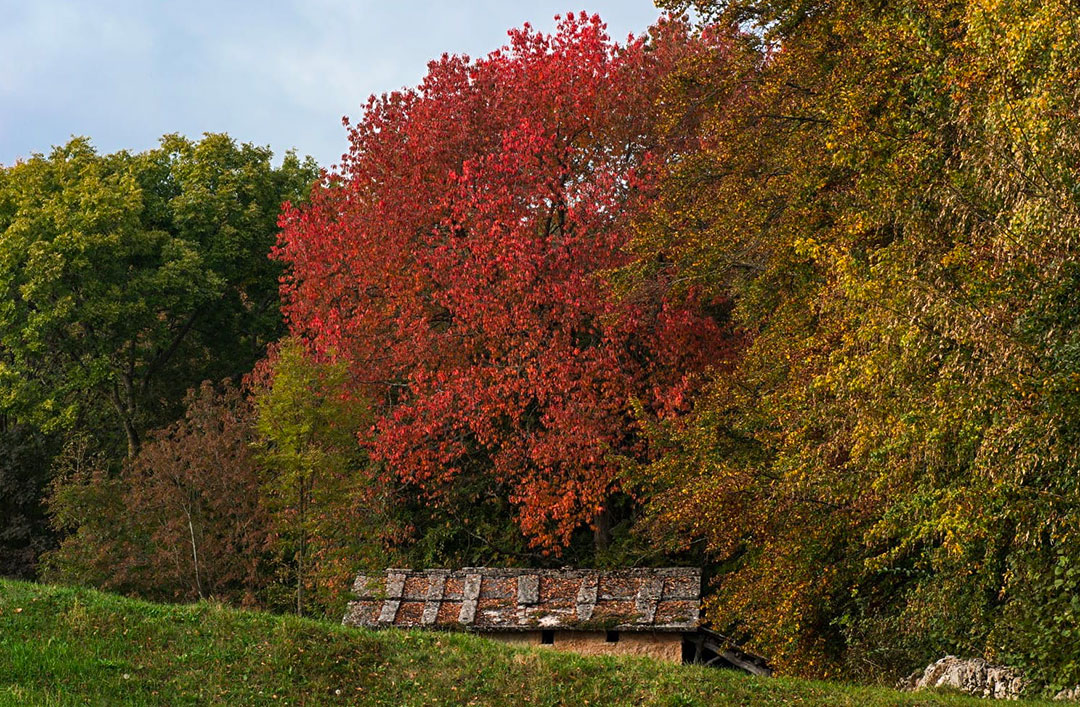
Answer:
(485, 630, 684, 663)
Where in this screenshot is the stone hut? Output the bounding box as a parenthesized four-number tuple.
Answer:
(342, 566, 769, 673)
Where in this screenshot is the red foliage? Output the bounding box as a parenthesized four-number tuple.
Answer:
(275, 14, 736, 550)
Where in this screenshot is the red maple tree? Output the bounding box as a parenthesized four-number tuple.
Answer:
(275, 13, 736, 550)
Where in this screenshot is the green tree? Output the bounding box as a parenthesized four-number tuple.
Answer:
(253, 339, 385, 616)
(0, 134, 318, 457)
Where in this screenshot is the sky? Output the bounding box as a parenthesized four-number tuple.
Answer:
(0, 1, 665, 169)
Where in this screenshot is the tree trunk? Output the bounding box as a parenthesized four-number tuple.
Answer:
(187, 510, 203, 599)
(296, 474, 306, 616)
(122, 417, 140, 459)
(111, 370, 141, 457)
(593, 505, 612, 554)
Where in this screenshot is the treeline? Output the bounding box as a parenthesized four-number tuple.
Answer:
(0, 134, 319, 598)
(3, 0, 1080, 692)
(630, 0, 1080, 687)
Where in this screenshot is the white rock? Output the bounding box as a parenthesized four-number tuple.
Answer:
(897, 656, 1025, 700)
(1055, 686, 1080, 701)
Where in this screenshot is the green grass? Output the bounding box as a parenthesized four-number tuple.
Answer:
(0, 579, 1042, 706)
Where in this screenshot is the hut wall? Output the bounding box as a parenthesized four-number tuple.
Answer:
(484, 630, 684, 663)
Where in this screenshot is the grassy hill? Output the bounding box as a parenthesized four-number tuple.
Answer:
(0, 579, 1036, 706)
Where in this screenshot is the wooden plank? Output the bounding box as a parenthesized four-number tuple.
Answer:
(701, 636, 774, 677)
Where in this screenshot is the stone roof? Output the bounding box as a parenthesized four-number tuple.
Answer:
(341, 567, 701, 633)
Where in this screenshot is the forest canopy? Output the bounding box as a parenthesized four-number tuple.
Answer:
(4, 3, 1080, 694)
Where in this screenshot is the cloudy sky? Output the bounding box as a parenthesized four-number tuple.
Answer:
(1, 1, 664, 168)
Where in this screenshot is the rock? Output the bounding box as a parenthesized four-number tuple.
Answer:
(1055, 686, 1080, 701)
(897, 655, 1025, 700)
(895, 669, 923, 693)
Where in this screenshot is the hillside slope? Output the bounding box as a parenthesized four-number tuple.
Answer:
(0, 580, 1026, 705)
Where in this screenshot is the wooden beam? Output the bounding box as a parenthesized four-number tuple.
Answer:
(701, 637, 773, 677)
